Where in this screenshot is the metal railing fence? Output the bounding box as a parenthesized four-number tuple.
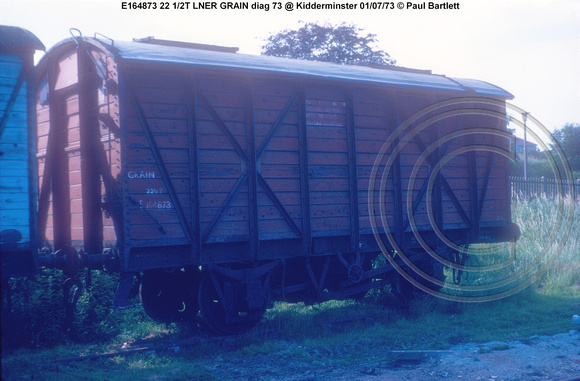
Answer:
(510, 176, 580, 199)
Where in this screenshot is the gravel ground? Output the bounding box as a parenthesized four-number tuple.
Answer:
(209, 330, 580, 381)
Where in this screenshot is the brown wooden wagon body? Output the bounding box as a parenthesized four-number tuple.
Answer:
(34, 35, 518, 332)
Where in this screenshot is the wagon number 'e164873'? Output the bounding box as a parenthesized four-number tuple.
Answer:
(139, 200, 173, 209)
(121, 2, 192, 9)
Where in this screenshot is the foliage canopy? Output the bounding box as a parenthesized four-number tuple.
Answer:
(509, 123, 580, 180)
(552, 123, 580, 175)
(261, 22, 396, 66)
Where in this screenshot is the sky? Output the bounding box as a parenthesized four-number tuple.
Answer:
(2, 0, 579, 134)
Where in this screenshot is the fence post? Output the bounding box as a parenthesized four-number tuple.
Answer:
(541, 176, 547, 197)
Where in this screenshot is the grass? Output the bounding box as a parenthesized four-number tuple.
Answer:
(435, 195, 579, 300)
(3, 292, 578, 380)
(2, 197, 579, 380)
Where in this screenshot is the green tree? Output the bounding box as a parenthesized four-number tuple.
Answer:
(261, 22, 396, 66)
(551, 123, 580, 176)
(509, 123, 580, 180)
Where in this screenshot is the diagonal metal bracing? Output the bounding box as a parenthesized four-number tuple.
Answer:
(201, 169, 249, 243)
(477, 150, 495, 221)
(126, 78, 193, 243)
(402, 138, 457, 234)
(257, 174, 302, 237)
(411, 133, 472, 227)
(197, 86, 249, 242)
(402, 171, 430, 233)
(394, 103, 475, 233)
(196, 88, 250, 164)
(199, 84, 302, 243)
(255, 92, 298, 159)
(0, 68, 26, 139)
(415, 133, 472, 227)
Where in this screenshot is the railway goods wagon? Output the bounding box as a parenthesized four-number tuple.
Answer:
(0, 26, 44, 278)
(35, 34, 519, 333)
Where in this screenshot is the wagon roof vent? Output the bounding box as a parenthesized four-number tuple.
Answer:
(132, 36, 239, 53)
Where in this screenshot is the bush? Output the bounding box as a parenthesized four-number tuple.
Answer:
(1, 269, 141, 350)
(2, 269, 68, 349)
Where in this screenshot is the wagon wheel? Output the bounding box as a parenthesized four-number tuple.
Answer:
(140, 267, 200, 323)
(198, 271, 267, 335)
(393, 255, 445, 307)
(179, 266, 201, 320)
(393, 272, 418, 308)
(349, 254, 374, 300)
(326, 253, 373, 300)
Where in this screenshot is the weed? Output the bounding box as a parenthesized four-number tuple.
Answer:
(439, 196, 579, 300)
(512, 195, 578, 293)
(2, 269, 145, 350)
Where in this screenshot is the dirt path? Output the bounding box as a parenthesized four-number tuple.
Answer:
(209, 330, 580, 380)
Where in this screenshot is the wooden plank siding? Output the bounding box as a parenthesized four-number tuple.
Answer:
(122, 70, 193, 246)
(354, 87, 395, 233)
(114, 67, 516, 262)
(195, 75, 250, 244)
(1, 28, 42, 275)
(306, 86, 350, 237)
(0, 53, 31, 243)
(34, 38, 515, 271)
